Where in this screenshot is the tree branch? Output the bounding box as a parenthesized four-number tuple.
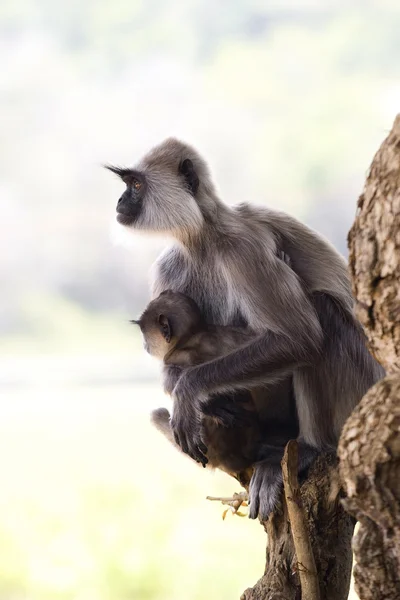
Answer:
(241, 453, 354, 600)
(281, 441, 320, 600)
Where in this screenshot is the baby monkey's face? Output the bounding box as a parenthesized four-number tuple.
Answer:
(140, 323, 171, 360)
(133, 290, 203, 361)
(133, 306, 174, 361)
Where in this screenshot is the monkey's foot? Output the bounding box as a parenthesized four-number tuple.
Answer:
(248, 463, 282, 520)
(206, 492, 249, 519)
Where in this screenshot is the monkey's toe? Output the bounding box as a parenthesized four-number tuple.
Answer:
(184, 435, 208, 465)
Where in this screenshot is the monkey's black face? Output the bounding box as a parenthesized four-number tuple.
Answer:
(106, 141, 206, 235)
(116, 186, 142, 225)
(106, 166, 146, 226)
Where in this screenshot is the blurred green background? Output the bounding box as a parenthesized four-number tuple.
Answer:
(1, 0, 399, 598)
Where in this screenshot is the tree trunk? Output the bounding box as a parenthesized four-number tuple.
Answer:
(347, 115, 400, 371)
(241, 454, 354, 600)
(338, 114, 400, 600)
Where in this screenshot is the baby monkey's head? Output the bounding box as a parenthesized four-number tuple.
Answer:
(133, 291, 204, 360)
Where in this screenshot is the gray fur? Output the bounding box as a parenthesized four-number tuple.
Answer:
(110, 137, 385, 519)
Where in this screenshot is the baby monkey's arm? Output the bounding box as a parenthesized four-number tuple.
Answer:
(165, 327, 255, 367)
(163, 327, 254, 395)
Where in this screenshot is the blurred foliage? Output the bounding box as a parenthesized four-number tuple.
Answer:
(1, 0, 400, 347)
(0, 384, 268, 600)
(0, 293, 138, 354)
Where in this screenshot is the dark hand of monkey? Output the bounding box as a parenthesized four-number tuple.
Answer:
(171, 375, 208, 465)
(163, 364, 183, 395)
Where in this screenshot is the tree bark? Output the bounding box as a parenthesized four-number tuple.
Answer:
(281, 442, 321, 600)
(338, 114, 400, 600)
(347, 114, 400, 372)
(241, 454, 354, 600)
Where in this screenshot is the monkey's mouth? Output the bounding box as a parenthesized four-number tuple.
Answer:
(116, 213, 135, 226)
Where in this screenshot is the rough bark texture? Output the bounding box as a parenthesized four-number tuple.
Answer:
(241, 455, 354, 600)
(339, 114, 400, 600)
(339, 377, 400, 599)
(348, 114, 400, 372)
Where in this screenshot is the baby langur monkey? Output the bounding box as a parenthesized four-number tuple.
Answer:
(133, 290, 298, 479)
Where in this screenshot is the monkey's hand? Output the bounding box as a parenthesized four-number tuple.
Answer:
(171, 374, 208, 466)
(163, 364, 183, 396)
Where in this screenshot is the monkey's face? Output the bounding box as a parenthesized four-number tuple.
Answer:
(106, 138, 213, 238)
(108, 168, 147, 227)
(140, 326, 171, 360)
(133, 311, 173, 361)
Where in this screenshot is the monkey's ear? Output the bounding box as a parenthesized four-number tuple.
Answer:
(158, 314, 172, 343)
(179, 159, 199, 196)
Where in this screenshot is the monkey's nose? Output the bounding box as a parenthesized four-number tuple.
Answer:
(116, 190, 140, 225)
(116, 194, 133, 215)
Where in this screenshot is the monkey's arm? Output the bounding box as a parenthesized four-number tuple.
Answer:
(171, 250, 323, 460)
(169, 329, 254, 365)
(163, 364, 185, 395)
(178, 248, 323, 395)
(163, 329, 253, 395)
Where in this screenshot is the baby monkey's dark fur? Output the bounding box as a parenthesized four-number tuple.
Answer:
(134, 290, 298, 478)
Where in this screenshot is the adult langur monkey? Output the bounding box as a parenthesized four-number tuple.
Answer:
(106, 139, 384, 519)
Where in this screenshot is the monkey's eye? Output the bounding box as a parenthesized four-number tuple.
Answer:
(133, 179, 142, 191)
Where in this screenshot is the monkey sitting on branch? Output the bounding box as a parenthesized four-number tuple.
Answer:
(107, 137, 384, 519)
(132, 290, 298, 493)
